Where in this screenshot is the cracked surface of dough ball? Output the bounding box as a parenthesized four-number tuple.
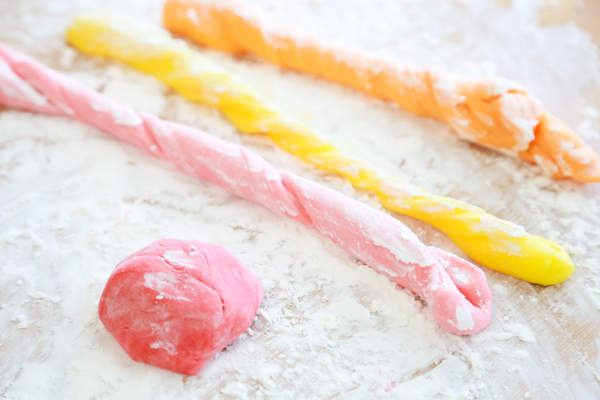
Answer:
(99, 239, 263, 375)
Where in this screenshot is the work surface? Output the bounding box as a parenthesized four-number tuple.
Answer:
(1, 0, 600, 399)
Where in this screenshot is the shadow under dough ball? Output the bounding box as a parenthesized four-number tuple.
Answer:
(99, 239, 263, 375)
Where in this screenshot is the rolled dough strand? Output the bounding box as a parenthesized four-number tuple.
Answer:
(161, 0, 600, 183)
(65, 11, 575, 286)
(0, 41, 491, 335)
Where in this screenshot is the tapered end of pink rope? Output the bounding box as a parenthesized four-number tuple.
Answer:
(427, 248, 492, 335)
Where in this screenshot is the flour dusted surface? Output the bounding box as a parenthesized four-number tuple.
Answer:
(1, 0, 599, 399)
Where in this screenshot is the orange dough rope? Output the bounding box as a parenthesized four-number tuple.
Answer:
(163, 0, 600, 183)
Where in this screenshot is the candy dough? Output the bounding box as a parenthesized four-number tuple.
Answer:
(99, 240, 263, 375)
(0, 42, 491, 334)
(162, 0, 600, 183)
(64, 12, 574, 285)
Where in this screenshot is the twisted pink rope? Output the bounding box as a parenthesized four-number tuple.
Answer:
(0, 42, 491, 334)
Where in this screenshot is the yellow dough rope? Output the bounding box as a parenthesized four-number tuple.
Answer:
(66, 11, 574, 285)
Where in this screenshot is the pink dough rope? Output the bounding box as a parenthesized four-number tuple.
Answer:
(0, 42, 492, 335)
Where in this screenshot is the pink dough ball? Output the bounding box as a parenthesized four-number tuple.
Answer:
(99, 239, 263, 375)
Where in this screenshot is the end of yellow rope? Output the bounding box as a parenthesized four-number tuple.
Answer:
(528, 236, 575, 286)
(464, 232, 575, 286)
